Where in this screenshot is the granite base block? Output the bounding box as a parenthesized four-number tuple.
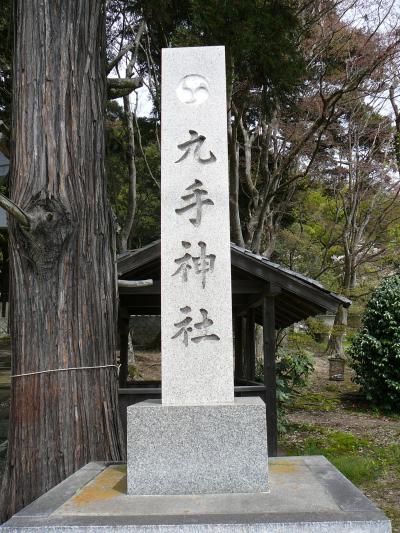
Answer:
(127, 397, 269, 495)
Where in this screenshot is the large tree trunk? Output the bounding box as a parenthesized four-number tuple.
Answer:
(1, 0, 124, 522)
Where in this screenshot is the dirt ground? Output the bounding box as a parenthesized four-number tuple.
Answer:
(132, 350, 161, 381)
(288, 357, 400, 445)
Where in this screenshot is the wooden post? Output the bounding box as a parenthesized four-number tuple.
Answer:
(234, 315, 244, 380)
(118, 308, 130, 388)
(263, 294, 278, 457)
(245, 308, 256, 381)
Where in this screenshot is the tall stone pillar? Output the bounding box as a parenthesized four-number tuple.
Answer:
(127, 46, 269, 495)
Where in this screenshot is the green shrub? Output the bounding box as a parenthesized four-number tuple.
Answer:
(256, 347, 314, 431)
(127, 365, 142, 381)
(348, 274, 400, 411)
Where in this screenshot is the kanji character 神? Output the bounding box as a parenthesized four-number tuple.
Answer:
(172, 241, 216, 288)
(172, 241, 192, 282)
(192, 241, 216, 288)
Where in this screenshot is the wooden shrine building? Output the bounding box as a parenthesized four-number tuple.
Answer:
(117, 240, 350, 456)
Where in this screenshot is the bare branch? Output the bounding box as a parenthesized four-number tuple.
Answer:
(107, 19, 145, 76)
(126, 21, 146, 78)
(118, 279, 153, 288)
(0, 193, 32, 229)
(107, 42, 137, 74)
(107, 77, 143, 99)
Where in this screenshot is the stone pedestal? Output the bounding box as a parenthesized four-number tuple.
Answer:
(127, 397, 269, 495)
(3, 457, 391, 532)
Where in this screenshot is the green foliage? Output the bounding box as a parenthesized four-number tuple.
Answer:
(348, 274, 400, 411)
(378, 444, 400, 477)
(256, 347, 314, 432)
(305, 317, 331, 342)
(275, 347, 314, 401)
(330, 456, 383, 484)
(304, 430, 370, 455)
(132, 0, 305, 106)
(182, 0, 304, 102)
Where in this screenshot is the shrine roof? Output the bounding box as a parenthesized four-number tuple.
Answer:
(117, 240, 350, 328)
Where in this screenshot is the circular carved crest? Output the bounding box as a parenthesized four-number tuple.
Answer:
(176, 75, 209, 105)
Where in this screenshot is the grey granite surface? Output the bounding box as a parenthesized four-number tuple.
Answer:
(2, 457, 391, 532)
(127, 397, 269, 495)
(161, 46, 234, 406)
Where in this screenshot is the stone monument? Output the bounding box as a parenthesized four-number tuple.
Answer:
(126, 45, 269, 495)
(2, 45, 391, 533)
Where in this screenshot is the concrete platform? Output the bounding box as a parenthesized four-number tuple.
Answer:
(1, 456, 391, 532)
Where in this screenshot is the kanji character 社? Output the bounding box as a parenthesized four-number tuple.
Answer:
(191, 308, 220, 344)
(171, 306, 193, 347)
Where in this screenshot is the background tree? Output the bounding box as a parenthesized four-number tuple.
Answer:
(105, 0, 400, 360)
(117, 0, 400, 256)
(105, 102, 160, 248)
(0, 0, 12, 157)
(323, 98, 400, 356)
(0, 0, 124, 521)
(105, 2, 161, 251)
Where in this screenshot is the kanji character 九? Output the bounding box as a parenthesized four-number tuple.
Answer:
(175, 130, 216, 164)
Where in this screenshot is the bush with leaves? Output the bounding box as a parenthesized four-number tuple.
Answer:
(348, 274, 400, 411)
(256, 347, 314, 432)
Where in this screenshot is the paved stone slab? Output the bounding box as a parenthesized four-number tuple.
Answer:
(161, 45, 234, 406)
(2, 457, 391, 532)
(126, 397, 269, 495)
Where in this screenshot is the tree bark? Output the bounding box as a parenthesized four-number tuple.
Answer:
(326, 257, 353, 357)
(227, 57, 244, 247)
(326, 304, 348, 357)
(1, 0, 124, 521)
(118, 94, 137, 252)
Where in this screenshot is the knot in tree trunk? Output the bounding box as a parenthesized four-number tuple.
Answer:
(21, 196, 73, 274)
